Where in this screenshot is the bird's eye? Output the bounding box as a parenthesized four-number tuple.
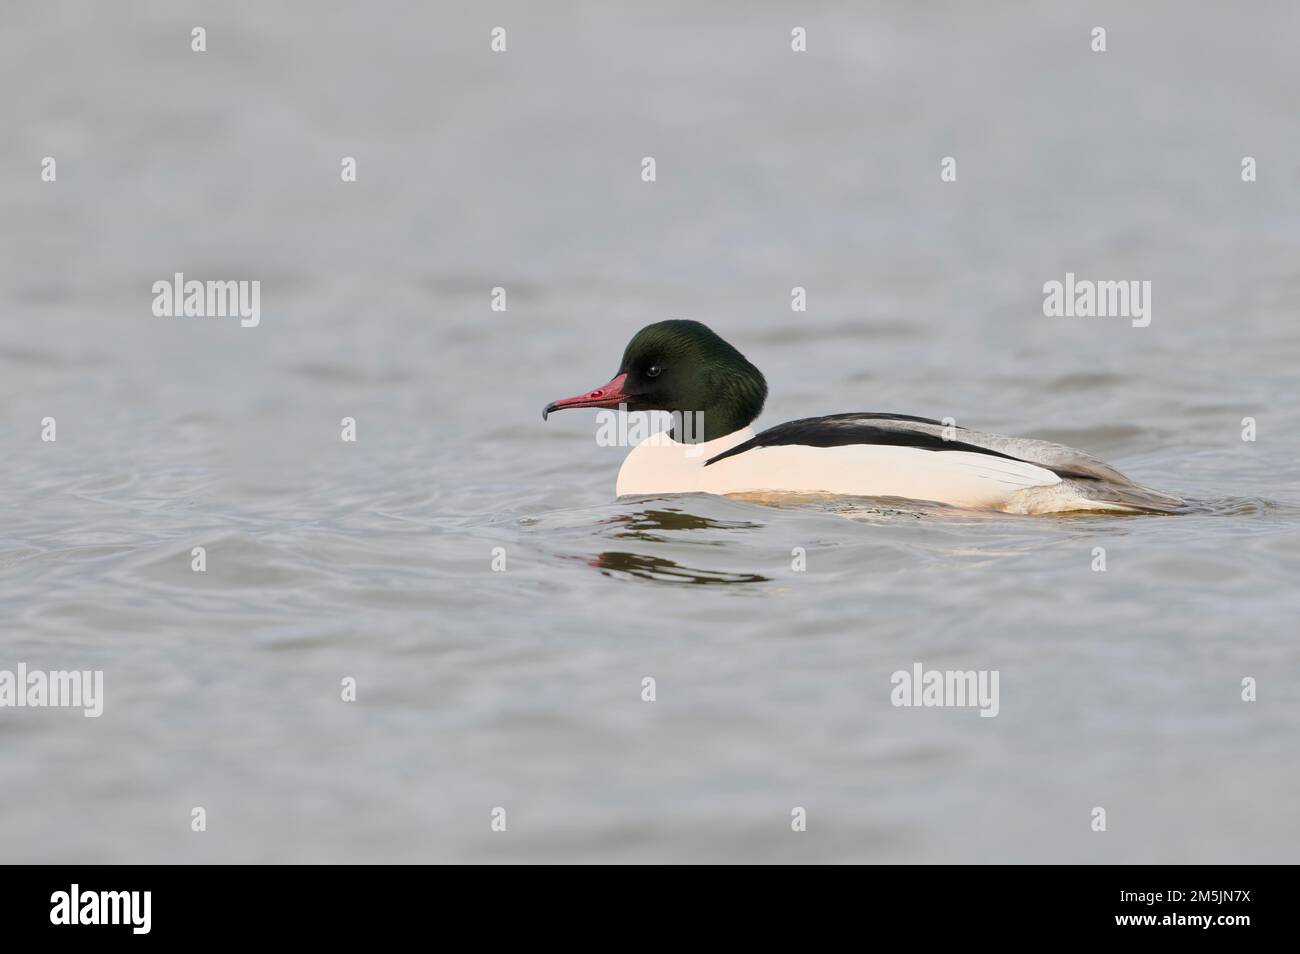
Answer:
(646, 365, 663, 378)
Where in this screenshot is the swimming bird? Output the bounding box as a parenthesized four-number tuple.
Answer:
(542, 320, 1183, 515)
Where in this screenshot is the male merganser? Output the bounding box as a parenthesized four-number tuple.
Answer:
(542, 320, 1184, 515)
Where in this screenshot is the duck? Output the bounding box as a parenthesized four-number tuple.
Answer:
(542, 320, 1184, 515)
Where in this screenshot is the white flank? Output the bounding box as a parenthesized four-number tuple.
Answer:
(615, 428, 1062, 510)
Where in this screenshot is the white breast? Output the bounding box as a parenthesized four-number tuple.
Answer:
(615, 428, 1062, 509)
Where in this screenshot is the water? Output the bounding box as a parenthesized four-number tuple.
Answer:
(2, 1, 1299, 862)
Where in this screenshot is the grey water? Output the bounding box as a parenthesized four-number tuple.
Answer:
(2, 1, 1298, 863)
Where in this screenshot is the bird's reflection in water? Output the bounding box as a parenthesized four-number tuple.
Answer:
(600, 507, 762, 542)
(584, 508, 769, 584)
(584, 550, 769, 585)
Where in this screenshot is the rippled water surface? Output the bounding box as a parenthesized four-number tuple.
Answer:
(2, 1, 1299, 862)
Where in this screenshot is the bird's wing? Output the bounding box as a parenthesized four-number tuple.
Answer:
(706, 412, 1134, 484)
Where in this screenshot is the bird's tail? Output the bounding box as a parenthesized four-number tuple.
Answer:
(1057, 477, 1186, 514)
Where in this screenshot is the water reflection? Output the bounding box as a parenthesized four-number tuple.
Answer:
(578, 508, 770, 584)
(601, 507, 763, 542)
(584, 550, 770, 585)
